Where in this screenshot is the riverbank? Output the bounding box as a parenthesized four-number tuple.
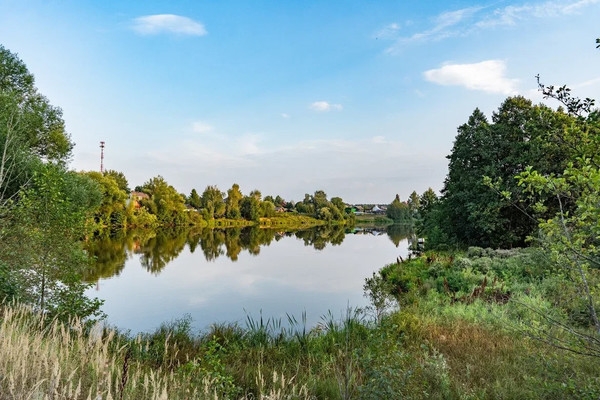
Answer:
(2, 248, 598, 399)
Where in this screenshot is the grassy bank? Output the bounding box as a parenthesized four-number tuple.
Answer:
(354, 214, 394, 225)
(2, 248, 599, 399)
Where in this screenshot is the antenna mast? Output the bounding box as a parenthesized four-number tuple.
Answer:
(100, 141, 105, 173)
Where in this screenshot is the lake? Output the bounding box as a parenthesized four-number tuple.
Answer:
(85, 225, 411, 334)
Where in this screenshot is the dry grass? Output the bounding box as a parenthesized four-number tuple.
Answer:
(0, 305, 313, 400)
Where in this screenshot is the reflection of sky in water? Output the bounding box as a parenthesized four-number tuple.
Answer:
(88, 234, 408, 334)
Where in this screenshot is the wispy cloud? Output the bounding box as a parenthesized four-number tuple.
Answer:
(384, 0, 599, 51)
(385, 6, 480, 51)
(423, 60, 519, 95)
(374, 23, 401, 39)
(477, 0, 600, 27)
(131, 14, 207, 36)
(192, 121, 213, 134)
(310, 101, 343, 112)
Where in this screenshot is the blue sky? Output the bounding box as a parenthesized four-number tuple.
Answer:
(1, 0, 599, 203)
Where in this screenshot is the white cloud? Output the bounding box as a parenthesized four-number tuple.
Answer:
(281, 113, 290, 118)
(387, 0, 599, 51)
(192, 121, 213, 133)
(310, 101, 343, 112)
(386, 6, 480, 51)
(131, 14, 207, 36)
(423, 60, 519, 95)
(374, 23, 401, 39)
(475, 0, 600, 28)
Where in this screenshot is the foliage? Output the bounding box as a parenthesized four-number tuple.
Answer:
(139, 175, 188, 226)
(0, 45, 74, 212)
(386, 194, 411, 223)
(436, 98, 575, 249)
(83, 170, 130, 230)
(1, 163, 104, 322)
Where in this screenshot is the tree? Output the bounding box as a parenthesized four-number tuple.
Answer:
(140, 176, 188, 225)
(438, 98, 575, 248)
(386, 196, 410, 223)
(103, 169, 130, 193)
(188, 188, 201, 209)
(83, 171, 129, 229)
(225, 183, 243, 219)
(201, 185, 225, 219)
(407, 191, 420, 214)
(512, 40, 600, 354)
(0, 45, 72, 164)
(240, 194, 260, 222)
(1, 164, 103, 322)
(1, 45, 73, 209)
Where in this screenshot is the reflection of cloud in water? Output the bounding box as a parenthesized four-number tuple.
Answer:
(88, 231, 410, 333)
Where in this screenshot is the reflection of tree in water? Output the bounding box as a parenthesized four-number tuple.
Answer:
(386, 224, 413, 247)
(83, 233, 129, 282)
(84, 229, 158, 281)
(87, 224, 374, 277)
(294, 224, 346, 250)
(198, 228, 226, 261)
(239, 226, 277, 255)
(138, 228, 188, 274)
(224, 227, 242, 261)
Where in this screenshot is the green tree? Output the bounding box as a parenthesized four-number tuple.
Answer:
(438, 98, 574, 248)
(103, 169, 130, 193)
(83, 171, 129, 229)
(0, 45, 73, 208)
(188, 188, 201, 209)
(1, 164, 104, 322)
(240, 194, 260, 222)
(513, 41, 600, 353)
(386, 195, 410, 223)
(225, 183, 243, 219)
(407, 191, 420, 214)
(201, 185, 225, 219)
(140, 176, 188, 225)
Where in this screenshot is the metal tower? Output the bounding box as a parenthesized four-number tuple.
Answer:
(100, 141, 105, 173)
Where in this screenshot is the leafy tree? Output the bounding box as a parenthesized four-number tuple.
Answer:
(386, 195, 410, 223)
(140, 176, 188, 225)
(225, 183, 243, 219)
(188, 188, 201, 209)
(1, 45, 73, 208)
(1, 164, 104, 322)
(261, 200, 276, 218)
(201, 185, 225, 219)
(511, 40, 600, 354)
(438, 98, 575, 248)
(83, 171, 129, 229)
(407, 191, 420, 214)
(103, 169, 130, 193)
(0, 45, 72, 163)
(240, 195, 260, 222)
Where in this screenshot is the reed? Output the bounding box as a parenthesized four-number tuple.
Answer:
(0, 305, 314, 400)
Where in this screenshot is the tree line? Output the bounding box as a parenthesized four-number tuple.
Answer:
(0, 44, 354, 322)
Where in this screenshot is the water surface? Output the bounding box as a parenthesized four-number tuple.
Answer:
(85, 225, 410, 334)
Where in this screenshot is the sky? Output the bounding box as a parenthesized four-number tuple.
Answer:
(1, 0, 599, 204)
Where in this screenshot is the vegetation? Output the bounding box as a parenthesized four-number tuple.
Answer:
(2, 35, 600, 400)
(2, 247, 599, 399)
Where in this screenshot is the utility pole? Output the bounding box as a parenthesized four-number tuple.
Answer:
(97, 141, 105, 292)
(100, 141, 105, 173)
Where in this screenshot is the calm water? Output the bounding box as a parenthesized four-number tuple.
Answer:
(85, 225, 411, 334)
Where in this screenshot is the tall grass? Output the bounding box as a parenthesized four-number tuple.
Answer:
(0, 305, 314, 400)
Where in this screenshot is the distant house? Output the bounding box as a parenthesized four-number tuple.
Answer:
(372, 205, 385, 215)
(129, 191, 150, 209)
